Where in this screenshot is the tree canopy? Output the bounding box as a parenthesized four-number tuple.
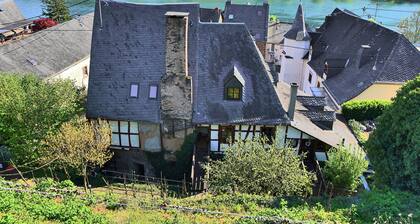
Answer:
(41, 0, 72, 23)
(43, 117, 112, 191)
(366, 75, 420, 194)
(0, 73, 84, 164)
(398, 9, 420, 44)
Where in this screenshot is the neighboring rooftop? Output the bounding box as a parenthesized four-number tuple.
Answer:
(284, 3, 310, 41)
(199, 8, 221, 23)
(223, 0, 269, 42)
(267, 21, 292, 44)
(0, 13, 93, 78)
(309, 8, 420, 104)
(0, 0, 24, 28)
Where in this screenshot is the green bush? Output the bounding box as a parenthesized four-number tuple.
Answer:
(204, 138, 315, 196)
(0, 189, 107, 223)
(355, 189, 419, 223)
(348, 119, 368, 145)
(366, 76, 420, 193)
(35, 178, 77, 193)
(324, 145, 368, 193)
(342, 99, 391, 121)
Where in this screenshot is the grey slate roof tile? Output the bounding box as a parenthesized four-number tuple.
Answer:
(199, 8, 221, 22)
(0, 13, 93, 78)
(284, 4, 310, 41)
(223, 1, 269, 41)
(309, 8, 420, 104)
(87, 0, 288, 125)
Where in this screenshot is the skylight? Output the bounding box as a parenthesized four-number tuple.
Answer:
(130, 83, 139, 98)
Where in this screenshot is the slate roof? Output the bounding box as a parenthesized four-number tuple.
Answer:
(0, 0, 24, 27)
(0, 13, 93, 78)
(309, 8, 420, 104)
(199, 8, 221, 23)
(297, 96, 327, 107)
(194, 22, 287, 124)
(223, 1, 269, 42)
(275, 81, 357, 147)
(284, 4, 310, 41)
(87, 0, 288, 125)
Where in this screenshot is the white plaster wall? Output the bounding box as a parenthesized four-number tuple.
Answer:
(279, 38, 310, 89)
(302, 65, 321, 94)
(50, 57, 90, 88)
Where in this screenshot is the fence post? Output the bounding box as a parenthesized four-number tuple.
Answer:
(123, 173, 128, 196)
(132, 170, 136, 198)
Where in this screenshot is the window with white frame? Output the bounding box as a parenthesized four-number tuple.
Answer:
(109, 121, 140, 148)
(130, 83, 139, 98)
(149, 85, 158, 99)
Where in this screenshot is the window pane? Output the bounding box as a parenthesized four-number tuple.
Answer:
(120, 121, 128, 133)
(111, 134, 120, 146)
(121, 134, 129, 146)
(110, 121, 119, 132)
(149, 85, 158, 99)
(130, 121, 139, 133)
(130, 84, 138, 97)
(130, 134, 140, 148)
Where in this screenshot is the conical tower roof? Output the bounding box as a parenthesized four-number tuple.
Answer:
(284, 4, 310, 41)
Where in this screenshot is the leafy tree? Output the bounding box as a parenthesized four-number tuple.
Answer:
(41, 0, 71, 23)
(0, 73, 84, 164)
(324, 145, 368, 194)
(204, 138, 315, 196)
(398, 9, 420, 44)
(43, 117, 112, 191)
(366, 75, 420, 193)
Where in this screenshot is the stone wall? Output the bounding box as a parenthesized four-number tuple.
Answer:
(161, 14, 192, 121)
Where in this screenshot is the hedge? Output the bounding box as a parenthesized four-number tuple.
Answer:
(341, 99, 391, 121)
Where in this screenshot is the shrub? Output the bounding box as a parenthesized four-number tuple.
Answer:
(366, 76, 420, 193)
(204, 138, 315, 196)
(355, 189, 420, 223)
(32, 18, 58, 32)
(324, 145, 368, 193)
(348, 119, 368, 145)
(342, 99, 391, 121)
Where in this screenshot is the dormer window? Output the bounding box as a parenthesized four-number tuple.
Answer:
(226, 87, 241, 100)
(224, 66, 245, 101)
(130, 83, 139, 98)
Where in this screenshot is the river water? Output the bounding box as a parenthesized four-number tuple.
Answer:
(14, 0, 420, 30)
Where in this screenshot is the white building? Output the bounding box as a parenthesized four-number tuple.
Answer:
(0, 13, 93, 88)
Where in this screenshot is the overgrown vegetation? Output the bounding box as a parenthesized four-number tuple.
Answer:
(1, 177, 418, 224)
(204, 138, 315, 196)
(146, 133, 196, 180)
(341, 99, 391, 121)
(324, 145, 368, 194)
(0, 73, 85, 164)
(366, 76, 420, 194)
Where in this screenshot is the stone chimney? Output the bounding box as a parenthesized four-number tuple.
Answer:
(160, 12, 192, 121)
(288, 83, 298, 121)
